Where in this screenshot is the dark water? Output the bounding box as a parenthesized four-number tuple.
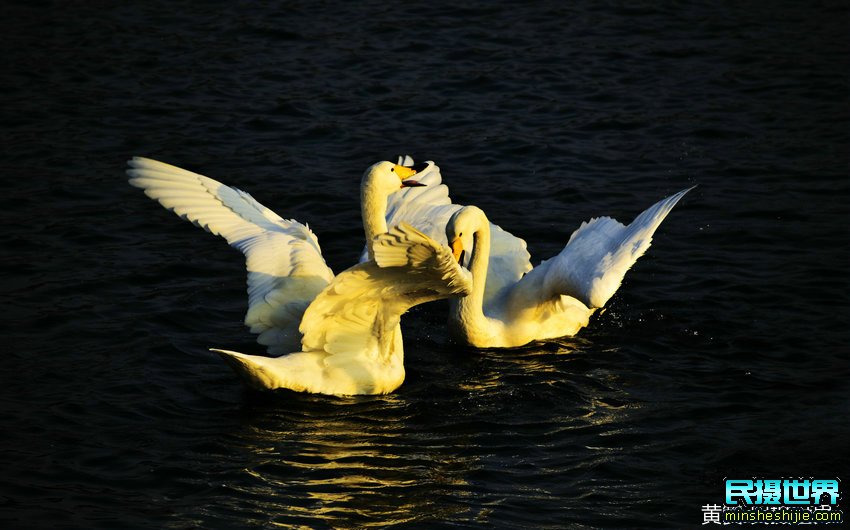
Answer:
(2, 1, 848, 528)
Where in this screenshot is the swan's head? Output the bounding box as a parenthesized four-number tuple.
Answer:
(362, 160, 428, 197)
(446, 206, 485, 267)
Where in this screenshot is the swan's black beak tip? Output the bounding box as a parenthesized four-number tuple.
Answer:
(401, 179, 426, 188)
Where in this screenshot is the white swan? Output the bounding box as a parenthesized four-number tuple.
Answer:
(442, 189, 692, 348)
(128, 157, 426, 355)
(127, 158, 470, 395)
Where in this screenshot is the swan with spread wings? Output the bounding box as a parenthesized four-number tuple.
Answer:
(128, 157, 469, 395)
(443, 191, 692, 348)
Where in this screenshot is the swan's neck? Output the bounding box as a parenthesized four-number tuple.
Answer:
(451, 217, 490, 331)
(361, 182, 389, 261)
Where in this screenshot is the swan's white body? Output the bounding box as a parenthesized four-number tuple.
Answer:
(128, 157, 468, 395)
(443, 191, 692, 348)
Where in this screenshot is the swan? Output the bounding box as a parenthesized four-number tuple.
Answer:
(127, 158, 471, 395)
(128, 157, 427, 355)
(442, 190, 692, 348)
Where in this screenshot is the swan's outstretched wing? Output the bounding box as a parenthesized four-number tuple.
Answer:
(361, 157, 532, 303)
(512, 188, 692, 310)
(301, 223, 471, 363)
(127, 157, 334, 354)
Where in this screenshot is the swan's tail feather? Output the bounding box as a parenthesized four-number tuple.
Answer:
(212, 348, 282, 391)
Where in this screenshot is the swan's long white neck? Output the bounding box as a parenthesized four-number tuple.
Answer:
(450, 211, 490, 331)
(361, 177, 390, 261)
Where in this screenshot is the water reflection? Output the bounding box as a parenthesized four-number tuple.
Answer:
(169, 337, 649, 528)
(207, 393, 479, 528)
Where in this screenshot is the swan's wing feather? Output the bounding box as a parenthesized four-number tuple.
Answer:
(516, 188, 692, 309)
(372, 223, 474, 301)
(127, 157, 334, 354)
(301, 223, 471, 361)
(362, 157, 532, 303)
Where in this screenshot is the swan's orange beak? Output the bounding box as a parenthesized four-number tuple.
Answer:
(450, 237, 463, 263)
(393, 164, 417, 179)
(394, 163, 428, 188)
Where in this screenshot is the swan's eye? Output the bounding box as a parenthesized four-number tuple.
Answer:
(390, 167, 394, 172)
(459, 232, 463, 237)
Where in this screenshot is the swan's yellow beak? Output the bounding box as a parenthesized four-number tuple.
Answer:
(394, 163, 428, 188)
(450, 237, 464, 263)
(393, 164, 417, 179)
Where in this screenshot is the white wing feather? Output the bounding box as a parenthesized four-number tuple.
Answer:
(127, 157, 334, 354)
(302, 223, 472, 362)
(360, 157, 532, 303)
(520, 188, 693, 309)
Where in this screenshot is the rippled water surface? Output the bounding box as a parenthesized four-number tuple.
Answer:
(2, 1, 848, 528)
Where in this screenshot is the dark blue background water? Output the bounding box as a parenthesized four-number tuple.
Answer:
(2, 1, 848, 528)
